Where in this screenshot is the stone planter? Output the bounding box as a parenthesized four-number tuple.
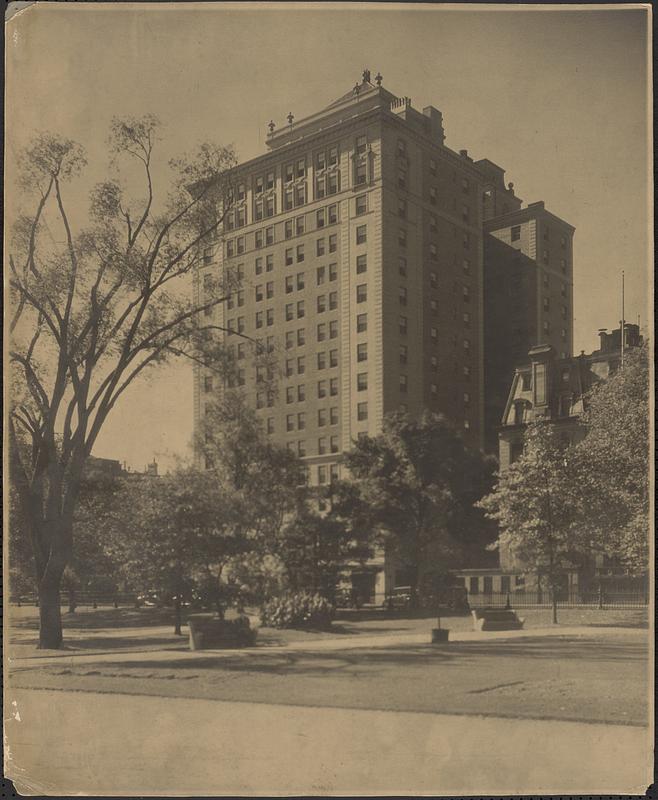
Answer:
(431, 627, 449, 643)
(188, 613, 255, 650)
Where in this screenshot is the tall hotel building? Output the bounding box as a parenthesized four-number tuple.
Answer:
(194, 72, 490, 479)
(193, 72, 574, 545)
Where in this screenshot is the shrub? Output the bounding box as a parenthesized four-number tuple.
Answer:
(260, 591, 334, 629)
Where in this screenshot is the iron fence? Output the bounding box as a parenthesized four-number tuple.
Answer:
(10, 592, 138, 608)
(467, 589, 649, 610)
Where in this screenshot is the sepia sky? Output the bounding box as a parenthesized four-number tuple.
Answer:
(6, 3, 651, 471)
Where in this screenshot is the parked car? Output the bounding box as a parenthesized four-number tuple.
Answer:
(384, 585, 417, 610)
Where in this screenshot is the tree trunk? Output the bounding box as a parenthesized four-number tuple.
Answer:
(551, 589, 558, 624)
(38, 578, 64, 649)
(32, 516, 73, 649)
(174, 596, 182, 636)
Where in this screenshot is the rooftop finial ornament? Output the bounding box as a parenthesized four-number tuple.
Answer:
(362, 68, 371, 83)
(267, 120, 276, 135)
(287, 112, 294, 126)
(353, 83, 361, 96)
(375, 71, 383, 86)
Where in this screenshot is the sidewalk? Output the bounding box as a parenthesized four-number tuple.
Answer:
(8, 624, 644, 671)
(6, 688, 653, 795)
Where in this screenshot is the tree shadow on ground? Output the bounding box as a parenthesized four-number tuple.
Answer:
(33, 635, 646, 680)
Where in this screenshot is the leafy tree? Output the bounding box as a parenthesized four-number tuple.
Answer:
(573, 342, 650, 574)
(478, 421, 585, 623)
(344, 411, 495, 600)
(111, 468, 247, 634)
(8, 118, 237, 647)
(275, 481, 374, 602)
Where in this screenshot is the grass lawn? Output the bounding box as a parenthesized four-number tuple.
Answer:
(9, 629, 649, 726)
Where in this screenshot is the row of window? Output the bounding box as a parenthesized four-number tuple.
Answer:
(285, 378, 340, 403)
(224, 202, 342, 255)
(285, 437, 340, 457)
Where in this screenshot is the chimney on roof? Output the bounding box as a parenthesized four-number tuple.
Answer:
(422, 106, 445, 144)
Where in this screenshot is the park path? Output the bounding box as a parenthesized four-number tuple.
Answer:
(5, 688, 652, 796)
(7, 624, 644, 670)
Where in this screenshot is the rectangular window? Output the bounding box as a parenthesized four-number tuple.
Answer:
(286, 414, 295, 432)
(356, 254, 367, 274)
(429, 158, 437, 175)
(399, 344, 407, 365)
(328, 205, 338, 225)
(356, 225, 367, 245)
(317, 352, 326, 369)
(330, 407, 338, 425)
(296, 245, 305, 263)
(355, 162, 367, 186)
(329, 349, 338, 368)
(357, 402, 368, 421)
(398, 197, 407, 218)
(296, 216, 305, 235)
(297, 328, 305, 346)
(399, 286, 407, 306)
(463, 285, 470, 302)
(318, 465, 328, 485)
(469, 576, 479, 595)
(429, 243, 438, 261)
(285, 358, 294, 377)
(357, 313, 367, 333)
(399, 316, 408, 335)
(429, 215, 437, 233)
(286, 386, 294, 404)
(357, 372, 368, 391)
(399, 375, 408, 392)
(330, 437, 339, 455)
(285, 331, 294, 350)
(318, 409, 327, 427)
(296, 272, 305, 291)
(329, 234, 337, 253)
(265, 226, 274, 245)
(266, 309, 274, 326)
(285, 219, 294, 239)
(255, 311, 263, 329)
(511, 225, 521, 242)
(356, 194, 367, 216)
(329, 263, 338, 281)
(285, 303, 294, 321)
(297, 356, 305, 374)
(285, 248, 294, 266)
(316, 266, 325, 285)
(430, 327, 438, 341)
(266, 254, 274, 272)
(430, 355, 438, 371)
(316, 238, 325, 257)
(255, 257, 263, 275)
(297, 300, 305, 318)
(398, 228, 407, 247)
(329, 291, 338, 310)
(285, 275, 294, 294)
(266, 281, 274, 299)
(317, 323, 326, 342)
(329, 320, 338, 339)
(316, 208, 326, 228)
(430, 271, 438, 289)
(317, 294, 327, 313)
(398, 257, 407, 277)
(318, 437, 327, 455)
(355, 134, 367, 155)
(356, 284, 367, 303)
(357, 343, 367, 362)
(318, 380, 327, 399)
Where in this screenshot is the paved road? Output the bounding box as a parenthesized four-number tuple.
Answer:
(5, 688, 652, 796)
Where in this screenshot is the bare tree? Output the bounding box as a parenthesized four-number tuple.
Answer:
(8, 115, 238, 648)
